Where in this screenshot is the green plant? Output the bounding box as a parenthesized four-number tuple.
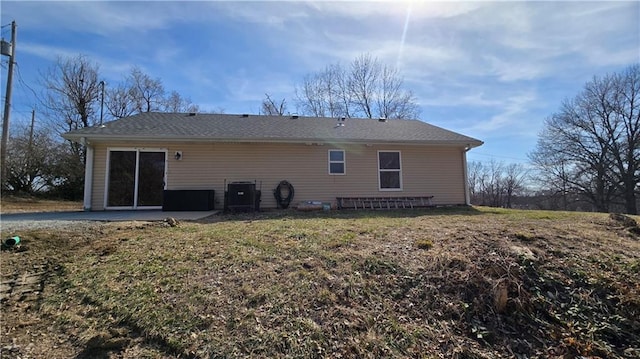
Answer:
(414, 238, 433, 249)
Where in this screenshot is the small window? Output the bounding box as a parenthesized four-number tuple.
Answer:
(378, 151, 402, 190)
(329, 150, 345, 175)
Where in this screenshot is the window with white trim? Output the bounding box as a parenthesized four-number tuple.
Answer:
(378, 151, 402, 190)
(328, 149, 345, 175)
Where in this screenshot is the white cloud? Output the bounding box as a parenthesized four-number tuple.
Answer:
(483, 55, 546, 82)
(19, 43, 82, 63)
(2, 2, 170, 35)
(307, 1, 483, 21)
(466, 91, 539, 135)
(214, 1, 311, 27)
(420, 90, 502, 109)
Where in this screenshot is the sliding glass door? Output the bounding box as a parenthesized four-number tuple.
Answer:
(106, 149, 166, 209)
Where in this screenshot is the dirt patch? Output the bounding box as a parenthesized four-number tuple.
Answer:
(1, 265, 47, 303)
(609, 212, 640, 239)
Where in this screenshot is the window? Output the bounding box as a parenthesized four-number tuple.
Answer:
(328, 149, 345, 175)
(378, 151, 402, 190)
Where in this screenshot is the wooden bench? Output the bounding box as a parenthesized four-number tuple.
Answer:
(336, 196, 434, 210)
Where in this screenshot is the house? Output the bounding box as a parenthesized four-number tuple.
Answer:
(62, 112, 483, 211)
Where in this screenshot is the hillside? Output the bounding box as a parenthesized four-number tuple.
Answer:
(1, 207, 639, 358)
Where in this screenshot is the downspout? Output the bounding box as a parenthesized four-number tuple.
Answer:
(463, 145, 471, 206)
(82, 138, 94, 211)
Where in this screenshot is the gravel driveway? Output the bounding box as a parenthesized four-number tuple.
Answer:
(0, 210, 218, 232)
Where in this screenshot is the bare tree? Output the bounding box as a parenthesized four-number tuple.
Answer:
(467, 161, 485, 204)
(260, 93, 288, 116)
(209, 106, 226, 114)
(529, 153, 573, 210)
(39, 55, 100, 198)
(468, 160, 528, 208)
(530, 64, 639, 213)
(105, 83, 137, 119)
(348, 54, 379, 118)
(129, 66, 165, 113)
(609, 65, 640, 214)
(530, 108, 616, 213)
(325, 64, 348, 117)
(293, 53, 419, 119)
(503, 163, 527, 208)
(5, 124, 61, 193)
(486, 160, 504, 207)
(41, 55, 101, 133)
(106, 70, 199, 118)
(295, 65, 347, 118)
(296, 73, 325, 117)
(163, 91, 199, 113)
(377, 65, 419, 119)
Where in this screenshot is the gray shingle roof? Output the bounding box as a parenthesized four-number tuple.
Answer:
(63, 112, 483, 147)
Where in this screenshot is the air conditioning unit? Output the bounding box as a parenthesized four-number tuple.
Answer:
(225, 181, 261, 212)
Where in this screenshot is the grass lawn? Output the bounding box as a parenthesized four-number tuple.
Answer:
(0, 195, 82, 214)
(1, 207, 639, 358)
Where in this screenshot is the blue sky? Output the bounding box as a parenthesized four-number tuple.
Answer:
(1, 1, 639, 165)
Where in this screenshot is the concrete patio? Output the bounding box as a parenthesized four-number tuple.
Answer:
(0, 210, 218, 223)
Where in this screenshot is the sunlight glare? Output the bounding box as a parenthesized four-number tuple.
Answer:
(397, 2, 412, 70)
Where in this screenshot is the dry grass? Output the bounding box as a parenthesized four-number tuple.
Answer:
(1, 207, 639, 358)
(0, 195, 82, 214)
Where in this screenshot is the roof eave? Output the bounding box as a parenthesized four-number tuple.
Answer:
(63, 133, 483, 147)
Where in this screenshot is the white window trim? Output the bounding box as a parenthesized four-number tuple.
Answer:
(328, 149, 346, 175)
(104, 147, 168, 210)
(83, 145, 94, 211)
(377, 150, 403, 191)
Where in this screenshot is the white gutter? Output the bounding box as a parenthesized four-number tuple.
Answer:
(463, 145, 471, 206)
(82, 140, 94, 211)
(63, 135, 483, 148)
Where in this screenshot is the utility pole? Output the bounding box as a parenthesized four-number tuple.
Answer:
(99, 80, 105, 125)
(1, 20, 16, 188)
(27, 109, 35, 173)
(28, 109, 35, 151)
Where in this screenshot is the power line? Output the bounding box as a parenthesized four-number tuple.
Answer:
(469, 151, 530, 162)
(2, 105, 35, 114)
(1, 24, 10, 39)
(15, 62, 40, 102)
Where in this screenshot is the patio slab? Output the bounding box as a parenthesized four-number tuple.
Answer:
(0, 210, 218, 223)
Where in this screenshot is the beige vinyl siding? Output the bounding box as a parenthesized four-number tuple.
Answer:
(88, 141, 466, 210)
(91, 145, 107, 210)
(403, 146, 466, 204)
